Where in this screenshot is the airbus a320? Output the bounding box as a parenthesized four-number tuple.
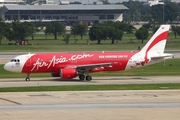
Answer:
(4, 25, 173, 81)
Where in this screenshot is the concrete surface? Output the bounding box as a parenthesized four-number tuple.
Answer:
(0, 90, 180, 120)
(0, 76, 180, 88)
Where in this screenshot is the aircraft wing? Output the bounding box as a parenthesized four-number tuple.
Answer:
(65, 62, 118, 74)
(66, 62, 118, 68)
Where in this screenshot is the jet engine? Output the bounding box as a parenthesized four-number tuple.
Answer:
(51, 68, 77, 79)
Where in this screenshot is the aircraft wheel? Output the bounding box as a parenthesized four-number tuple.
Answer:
(25, 76, 30, 81)
(25, 77, 30, 81)
(79, 74, 85, 81)
(86, 76, 92, 81)
(26, 74, 30, 81)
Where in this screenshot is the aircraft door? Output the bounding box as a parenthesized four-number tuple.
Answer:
(25, 56, 32, 66)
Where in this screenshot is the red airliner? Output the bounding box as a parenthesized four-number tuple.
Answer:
(4, 25, 172, 81)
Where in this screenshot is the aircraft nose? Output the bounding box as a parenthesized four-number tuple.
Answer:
(4, 62, 12, 72)
(4, 62, 21, 72)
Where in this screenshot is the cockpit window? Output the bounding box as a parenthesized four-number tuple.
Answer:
(10, 59, 15, 62)
(10, 59, 20, 62)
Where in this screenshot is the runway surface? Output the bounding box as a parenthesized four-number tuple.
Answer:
(0, 76, 180, 88)
(0, 76, 180, 119)
(0, 90, 180, 120)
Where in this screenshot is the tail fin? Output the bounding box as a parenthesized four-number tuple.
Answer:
(141, 25, 170, 54)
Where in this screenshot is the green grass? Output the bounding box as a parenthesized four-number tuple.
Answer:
(0, 59, 179, 78)
(0, 32, 180, 52)
(0, 83, 179, 92)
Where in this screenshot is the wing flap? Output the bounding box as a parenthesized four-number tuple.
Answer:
(66, 62, 118, 69)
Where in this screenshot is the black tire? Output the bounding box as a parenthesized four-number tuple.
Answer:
(86, 76, 92, 81)
(79, 74, 85, 80)
(26, 77, 30, 81)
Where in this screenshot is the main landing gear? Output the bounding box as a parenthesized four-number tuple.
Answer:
(79, 74, 92, 81)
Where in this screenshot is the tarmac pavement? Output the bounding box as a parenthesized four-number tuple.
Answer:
(0, 90, 180, 120)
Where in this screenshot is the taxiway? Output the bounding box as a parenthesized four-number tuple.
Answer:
(0, 90, 180, 120)
(0, 76, 180, 88)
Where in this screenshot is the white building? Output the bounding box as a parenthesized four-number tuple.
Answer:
(144, 0, 164, 7)
(0, 0, 25, 7)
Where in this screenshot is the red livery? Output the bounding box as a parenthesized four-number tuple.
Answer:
(4, 25, 173, 81)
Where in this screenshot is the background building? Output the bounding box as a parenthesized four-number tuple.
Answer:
(1, 4, 128, 24)
(143, 0, 164, 7)
(0, 0, 25, 7)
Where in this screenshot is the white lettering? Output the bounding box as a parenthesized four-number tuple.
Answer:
(70, 54, 93, 61)
(31, 58, 48, 71)
(31, 54, 94, 71)
(47, 55, 67, 69)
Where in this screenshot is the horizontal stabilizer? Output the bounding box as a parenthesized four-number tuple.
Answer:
(151, 53, 173, 60)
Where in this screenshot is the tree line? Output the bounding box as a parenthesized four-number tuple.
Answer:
(68, 0, 180, 23)
(1, 20, 180, 45)
(1, 1, 180, 45)
(122, 0, 180, 23)
(0, 21, 135, 45)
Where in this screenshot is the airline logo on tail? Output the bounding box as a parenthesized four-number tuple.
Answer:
(4, 25, 173, 81)
(143, 30, 168, 64)
(141, 25, 169, 53)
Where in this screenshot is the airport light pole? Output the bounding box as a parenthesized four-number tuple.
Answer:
(163, 0, 164, 22)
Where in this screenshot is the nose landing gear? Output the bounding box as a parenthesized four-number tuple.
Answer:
(25, 74, 30, 81)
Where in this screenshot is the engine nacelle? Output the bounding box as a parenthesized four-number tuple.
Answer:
(51, 68, 77, 79)
(60, 68, 77, 79)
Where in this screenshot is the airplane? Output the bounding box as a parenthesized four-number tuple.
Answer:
(4, 25, 173, 81)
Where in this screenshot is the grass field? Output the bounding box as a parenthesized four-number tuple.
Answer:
(0, 83, 180, 92)
(0, 32, 180, 52)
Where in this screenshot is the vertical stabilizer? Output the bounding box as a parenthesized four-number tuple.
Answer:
(141, 25, 170, 54)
